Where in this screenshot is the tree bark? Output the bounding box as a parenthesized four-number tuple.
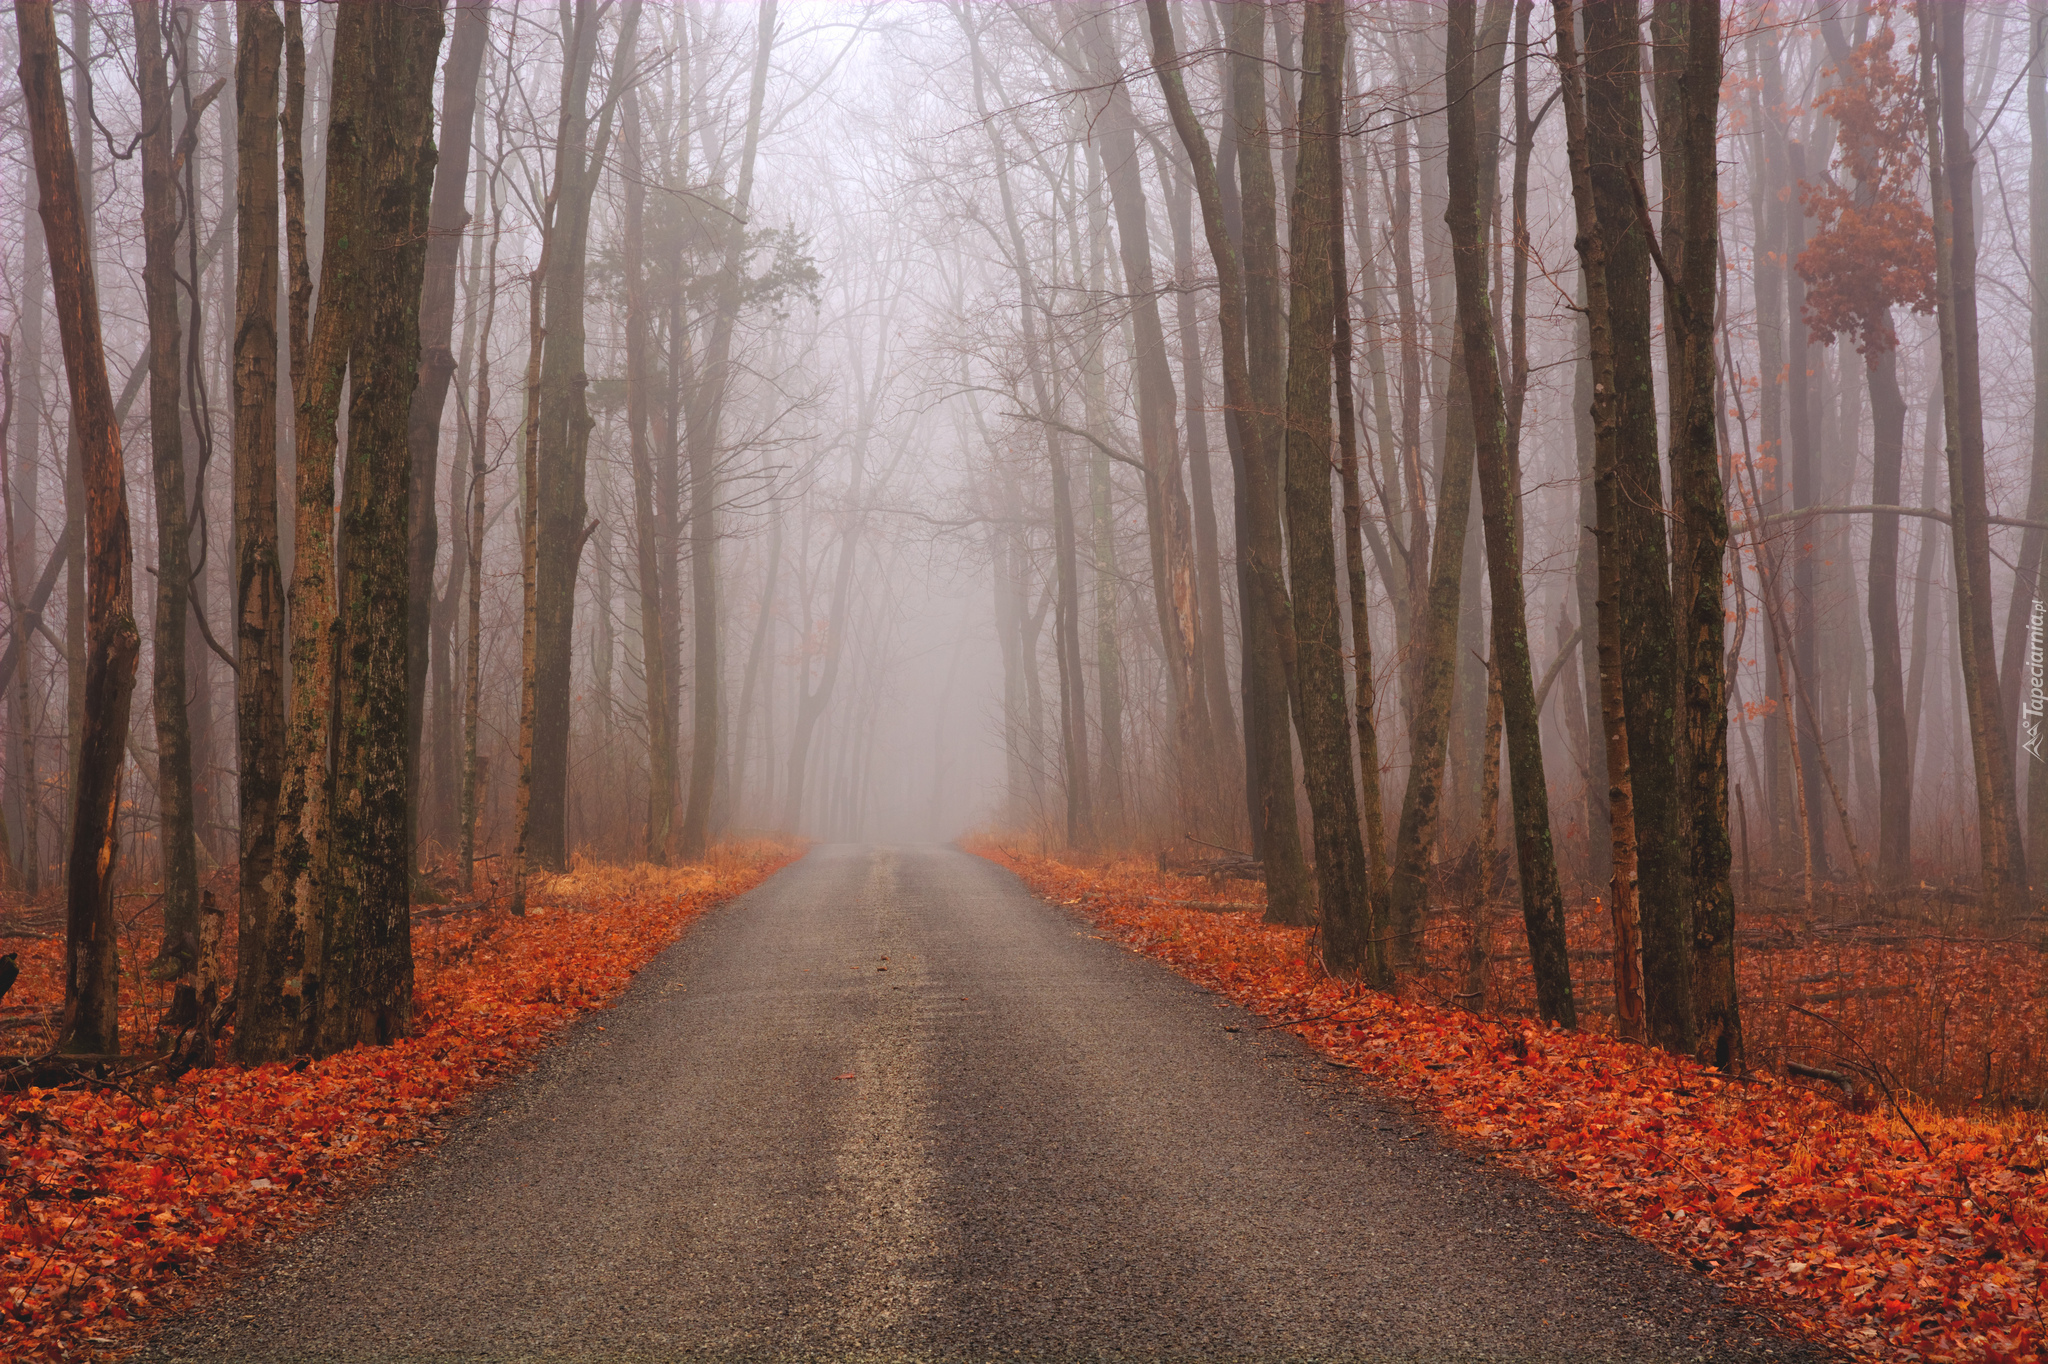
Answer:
(1588, 0, 1691, 1050)
(1084, 152, 1126, 834)
(61, 0, 88, 905)
(17, 0, 141, 1058)
(1333, 138, 1388, 911)
(509, 189, 555, 919)
(622, 89, 672, 862)
(311, 0, 445, 1053)
(459, 175, 500, 893)
(1750, 34, 1792, 863)
(1390, 111, 1431, 725)
(227, 0, 289, 1061)
(405, 0, 489, 862)
(1448, 0, 1575, 1027)
(433, 150, 487, 860)
(134, 0, 203, 987)
(1554, 0, 1646, 1040)
(1925, 1, 2029, 916)
(238, 0, 315, 1062)
(1384, 360, 1481, 959)
(1083, 8, 1215, 843)
(1221, 0, 1312, 924)
(0, 341, 18, 893)
(1783, 133, 1829, 878)
(270, 0, 366, 1053)
(531, 0, 639, 870)
(1281, 0, 1382, 984)
(1864, 342, 1912, 885)
(6, 171, 44, 897)
(678, 0, 766, 860)
(1655, 0, 1737, 1065)
(2030, 1, 2048, 875)
(1164, 153, 1238, 775)
(1342, 106, 1408, 670)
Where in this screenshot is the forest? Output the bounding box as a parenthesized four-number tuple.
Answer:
(2, 1, 2048, 1360)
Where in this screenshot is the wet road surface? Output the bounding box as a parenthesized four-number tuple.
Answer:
(145, 843, 1833, 1363)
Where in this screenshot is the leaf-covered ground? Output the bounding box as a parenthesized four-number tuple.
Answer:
(973, 842, 2048, 1364)
(0, 843, 794, 1362)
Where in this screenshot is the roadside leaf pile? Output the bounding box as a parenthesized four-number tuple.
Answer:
(0, 843, 793, 1361)
(974, 842, 2048, 1364)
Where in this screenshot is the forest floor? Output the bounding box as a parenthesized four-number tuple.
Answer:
(968, 841, 2048, 1364)
(0, 840, 797, 1362)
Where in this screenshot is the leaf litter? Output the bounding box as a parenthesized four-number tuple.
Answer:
(974, 841, 2048, 1364)
(0, 842, 795, 1361)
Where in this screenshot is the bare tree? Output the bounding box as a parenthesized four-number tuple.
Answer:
(16, 0, 141, 1057)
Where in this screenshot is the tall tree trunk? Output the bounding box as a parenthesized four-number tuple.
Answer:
(270, 0, 364, 1053)
(1208, 29, 1259, 848)
(227, 0, 288, 1060)
(182, 1, 224, 879)
(17, 0, 141, 1057)
(523, 2, 601, 875)
(310, 0, 445, 1053)
(678, 0, 767, 861)
(1554, 0, 1646, 1040)
(509, 187, 555, 919)
(1343, 121, 1408, 662)
(1390, 111, 1431, 724)
(1084, 8, 1214, 842)
(1164, 153, 1237, 777)
(433, 150, 487, 856)
(1925, 1, 2028, 916)
(1281, 0, 1382, 984)
(1657, 0, 1738, 1065)
(1384, 347, 1481, 960)
(781, 454, 864, 832)
(1572, 303, 1611, 886)
(6, 170, 44, 897)
(2030, 1, 2048, 874)
(459, 175, 500, 893)
(1784, 135, 1829, 877)
(731, 515, 781, 826)
(237, 0, 313, 1062)
(1588, 0, 1691, 1050)
(61, 0, 88, 899)
(1448, 0, 1575, 1027)
(1750, 34, 1791, 863)
(962, 9, 1091, 848)
(1864, 341, 1912, 885)
(655, 25, 690, 860)
(1085, 154, 1126, 833)
(404, 0, 488, 864)
(1091, 446, 1125, 832)
(134, 0, 203, 986)
(1220, 0, 1311, 924)
(0, 341, 19, 893)
(1333, 139, 1388, 909)
(623, 89, 672, 862)
(530, 0, 639, 870)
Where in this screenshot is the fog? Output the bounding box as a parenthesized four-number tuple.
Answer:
(4, 0, 2046, 942)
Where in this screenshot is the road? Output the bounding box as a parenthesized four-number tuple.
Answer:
(145, 843, 1832, 1363)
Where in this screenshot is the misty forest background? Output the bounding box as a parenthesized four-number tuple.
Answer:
(0, 0, 2042, 1076)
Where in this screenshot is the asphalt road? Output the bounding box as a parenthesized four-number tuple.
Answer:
(144, 843, 1834, 1364)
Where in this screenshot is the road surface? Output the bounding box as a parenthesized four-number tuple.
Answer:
(146, 843, 1832, 1363)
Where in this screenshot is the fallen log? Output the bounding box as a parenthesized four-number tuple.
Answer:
(1787, 1062, 1857, 1097)
(1155, 852, 1266, 883)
